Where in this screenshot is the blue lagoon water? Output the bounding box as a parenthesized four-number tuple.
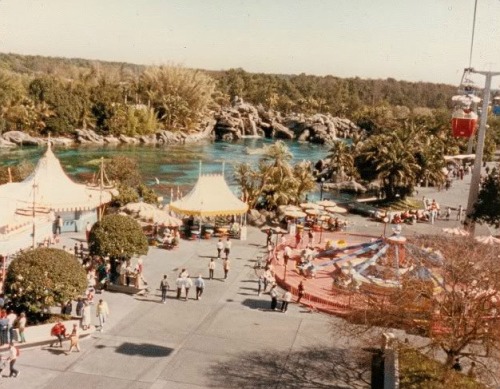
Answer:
(0, 139, 330, 201)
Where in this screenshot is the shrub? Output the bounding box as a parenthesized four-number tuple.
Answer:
(5, 248, 87, 317)
(88, 214, 148, 258)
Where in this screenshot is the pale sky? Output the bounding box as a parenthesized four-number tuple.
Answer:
(1, 0, 499, 85)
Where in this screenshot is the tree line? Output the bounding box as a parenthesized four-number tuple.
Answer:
(0, 52, 462, 137)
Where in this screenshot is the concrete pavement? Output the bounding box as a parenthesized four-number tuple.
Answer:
(3, 227, 371, 388)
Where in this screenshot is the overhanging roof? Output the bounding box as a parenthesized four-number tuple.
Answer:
(170, 174, 248, 217)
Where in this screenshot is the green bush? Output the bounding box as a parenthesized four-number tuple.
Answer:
(5, 248, 87, 317)
(89, 214, 148, 258)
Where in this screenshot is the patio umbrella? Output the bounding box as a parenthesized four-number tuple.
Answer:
(121, 202, 158, 215)
(285, 210, 307, 218)
(475, 235, 500, 245)
(300, 202, 322, 209)
(305, 208, 324, 216)
(283, 205, 302, 212)
(326, 206, 348, 214)
(316, 200, 337, 207)
(148, 211, 183, 227)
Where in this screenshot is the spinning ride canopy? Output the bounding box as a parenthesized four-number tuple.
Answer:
(0, 143, 113, 212)
(169, 174, 248, 217)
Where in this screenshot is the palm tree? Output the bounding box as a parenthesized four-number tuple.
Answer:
(293, 161, 316, 202)
(361, 132, 420, 200)
(326, 141, 355, 182)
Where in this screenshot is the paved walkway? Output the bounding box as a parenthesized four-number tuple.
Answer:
(1, 227, 371, 388)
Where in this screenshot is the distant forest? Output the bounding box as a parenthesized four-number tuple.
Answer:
(0, 52, 473, 137)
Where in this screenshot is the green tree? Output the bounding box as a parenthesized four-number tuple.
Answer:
(106, 156, 142, 187)
(140, 65, 215, 130)
(88, 214, 148, 258)
(358, 131, 420, 200)
(234, 141, 315, 210)
(5, 248, 87, 316)
(326, 141, 355, 182)
(471, 168, 500, 228)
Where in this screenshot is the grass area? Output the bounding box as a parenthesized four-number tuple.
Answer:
(399, 346, 486, 389)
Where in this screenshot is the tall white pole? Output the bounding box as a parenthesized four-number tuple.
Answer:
(465, 70, 500, 233)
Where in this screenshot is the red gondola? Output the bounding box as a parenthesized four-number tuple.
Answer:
(451, 108, 478, 138)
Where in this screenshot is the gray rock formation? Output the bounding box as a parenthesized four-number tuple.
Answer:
(118, 134, 141, 144)
(75, 129, 105, 145)
(0, 137, 16, 148)
(213, 99, 360, 144)
(2, 131, 41, 146)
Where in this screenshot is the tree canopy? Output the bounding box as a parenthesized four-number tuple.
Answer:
(234, 141, 316, 210)
(88, 214, 148, 258)
(471, 168, 500, 228)
(5, 248, 87, 315)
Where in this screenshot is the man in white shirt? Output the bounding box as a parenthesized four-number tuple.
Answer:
(216, 239, 224, 258)
(224, 239, 232, 259)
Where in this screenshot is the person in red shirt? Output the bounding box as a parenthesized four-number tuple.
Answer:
(50, 321, 66, 348)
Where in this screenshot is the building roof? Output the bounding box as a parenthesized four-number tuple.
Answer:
(170, 174, 248, 217)
(0, 143, 113, 213)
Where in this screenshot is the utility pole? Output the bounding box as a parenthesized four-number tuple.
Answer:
(465, 69, 500, 234)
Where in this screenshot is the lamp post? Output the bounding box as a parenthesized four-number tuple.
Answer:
(464, 68, 500, 234)
(319, 178, 325, 201)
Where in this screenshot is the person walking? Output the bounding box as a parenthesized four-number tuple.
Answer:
(283, 245, 292, 267)
(308, 229, 315, 245)
(297, 281, 305, 304)
(184, 277, 193, 301)
(269, 284, 279, 310)
(55, 215, 63, 235)
(175, 276, 184, 299)
(223, 258, 230, 280)
(17, 313, 26, 343)
(224, 238, 232, 259)
(257, 275, 264, 296)
(76, 298, 84, 317)
(81, 302, 91, 330)
(160, 275, 170, 303)
(457, 205, 463, 221)
(281, 289, 292, 313)
(295, 230, 301, 248)
(195, 275, 205, 300)
(50, 320, 66, 347)
(85, 221, 92, 242)
(6, 310, 17, 344)
(96, 299, 109, 332)
(7, 342, 19, 377)
(208, 258, 216, 280)
(216, 239, 223, 258)
(66, 323, 81, 354)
